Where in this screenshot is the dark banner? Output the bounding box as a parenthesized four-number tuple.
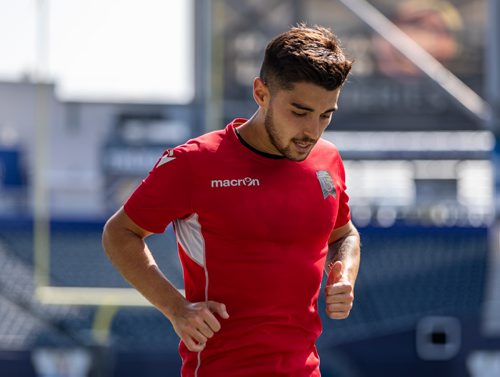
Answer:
(217, 0, 485, 130)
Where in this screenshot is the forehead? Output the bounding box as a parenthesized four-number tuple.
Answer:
(274, 81, 341, 110)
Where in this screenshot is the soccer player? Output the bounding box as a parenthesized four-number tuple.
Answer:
(102, 24, 360, 377)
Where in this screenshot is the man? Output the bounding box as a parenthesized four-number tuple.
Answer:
(102, 24, 360, 377)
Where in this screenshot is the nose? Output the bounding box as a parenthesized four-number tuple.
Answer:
(303, 119, 322, 140)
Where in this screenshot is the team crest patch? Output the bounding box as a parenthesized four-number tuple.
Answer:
(316, 170, 336, 199)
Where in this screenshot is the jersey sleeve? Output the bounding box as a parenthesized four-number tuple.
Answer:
(333, 155, 351, 229)
(124, 147, 193, 233)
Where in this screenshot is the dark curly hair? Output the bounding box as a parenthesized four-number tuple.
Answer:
(260, 24, 353, 92)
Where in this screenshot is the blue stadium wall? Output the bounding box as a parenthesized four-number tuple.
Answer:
(0, 221, 496, 377)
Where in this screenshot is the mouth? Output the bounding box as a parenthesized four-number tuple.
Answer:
(293, 140, 314, 153)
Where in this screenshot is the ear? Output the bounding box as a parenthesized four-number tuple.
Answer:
(253, 77, 270, 107)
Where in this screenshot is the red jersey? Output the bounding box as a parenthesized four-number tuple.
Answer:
(124, 118, 351, 377)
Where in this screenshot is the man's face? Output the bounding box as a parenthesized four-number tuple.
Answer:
(262, 81, 341, 161)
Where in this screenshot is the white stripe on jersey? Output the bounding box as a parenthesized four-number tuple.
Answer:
(174, 213, 205, 267)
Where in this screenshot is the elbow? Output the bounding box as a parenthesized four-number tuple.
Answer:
(101, 218, 112, 256)
(102, 215, 119, 259)
(101, 210, 149, 256)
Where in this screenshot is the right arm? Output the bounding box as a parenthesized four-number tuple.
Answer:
(102, 207, 229, 352)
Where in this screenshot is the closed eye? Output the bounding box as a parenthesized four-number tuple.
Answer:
(292, 111, 307, 117)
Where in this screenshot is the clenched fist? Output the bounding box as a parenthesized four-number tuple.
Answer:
(325, 261, 354, 320)
(169, 299, 229, 352)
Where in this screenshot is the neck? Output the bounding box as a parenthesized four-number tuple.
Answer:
(237, 110, 281, 157)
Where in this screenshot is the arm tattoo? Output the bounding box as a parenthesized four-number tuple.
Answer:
(325, 234, 359, 273)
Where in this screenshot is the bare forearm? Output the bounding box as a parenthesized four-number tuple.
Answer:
(101, 209, 229, 352)
(102, 222, 185, 319)
(326, 230, 360, 286)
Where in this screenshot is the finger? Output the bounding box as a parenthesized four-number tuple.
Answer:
(325, 282, 353, 296)
(190, 306, 222, 334)
(197, 310, 222, 333)
(325, 292, 353, 304)
(326, 304, 352, 319)
(187, 327, 209, 345)
(207, 301, 230, 319)
(183, 336, 206, 352)
(327, 261, 343, 285)
(327, 302, 353, 313)
(192, 318, 215, 339)
(327, 304, 351, 318)
(327, 310, 350, 320)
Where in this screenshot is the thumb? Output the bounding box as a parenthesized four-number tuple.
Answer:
(327, 261, 343, 286)
(207, 301, 230, 319)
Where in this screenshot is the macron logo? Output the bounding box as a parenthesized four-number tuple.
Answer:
(211, 177, 260, 188)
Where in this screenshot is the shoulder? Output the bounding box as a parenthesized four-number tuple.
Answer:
(316, 138, 340, 153)
(185, 128, 227, 153)
(160, 128, 227, 164)
(309, 138, 342, 162)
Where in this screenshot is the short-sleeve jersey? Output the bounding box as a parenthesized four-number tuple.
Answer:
(124, 118, 351, 377)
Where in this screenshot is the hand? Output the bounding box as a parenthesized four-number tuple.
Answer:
(169, 299, 229, 352)
(325, 261, 354, 320)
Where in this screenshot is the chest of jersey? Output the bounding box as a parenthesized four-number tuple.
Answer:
(192, 156, 340, 249)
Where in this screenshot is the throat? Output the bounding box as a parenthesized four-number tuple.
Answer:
(235, 128, 284, 160)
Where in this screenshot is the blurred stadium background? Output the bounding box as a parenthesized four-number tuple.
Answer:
(0, 0, 499, 376)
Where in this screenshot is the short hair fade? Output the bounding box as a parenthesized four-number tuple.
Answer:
(259, 24, 353, 92)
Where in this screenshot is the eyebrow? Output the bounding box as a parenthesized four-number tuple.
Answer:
(291, 102, 338, 113)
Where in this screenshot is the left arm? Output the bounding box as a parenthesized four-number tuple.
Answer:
(324, 220, 360, 319)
